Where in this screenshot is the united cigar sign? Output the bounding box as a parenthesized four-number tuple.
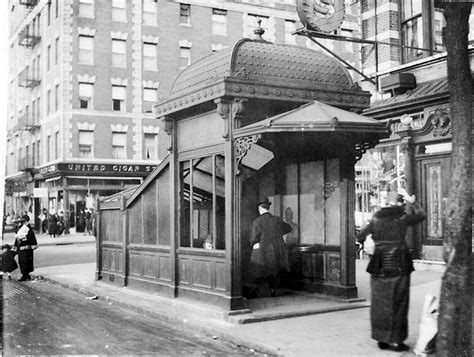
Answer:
(39, 162, 157, 178)
(297, 0, 345, 33)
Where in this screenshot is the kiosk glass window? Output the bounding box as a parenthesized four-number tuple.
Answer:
(179, 154, 225, 250)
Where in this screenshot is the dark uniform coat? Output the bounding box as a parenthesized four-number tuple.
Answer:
(250, 212, 291, 278)
(357, 202, 426, 345)
(14, 224, 38, 276)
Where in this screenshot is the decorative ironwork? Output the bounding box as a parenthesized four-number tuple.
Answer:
(324, 181, 340, 199)
(428, 108, 451, 137)
(355, 140, 379, 162)
(162, 117, 173, 152)
(234, 135, 261, 175)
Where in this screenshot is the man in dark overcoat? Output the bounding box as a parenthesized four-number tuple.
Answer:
(356, 190, 426, 352)
(250, 197, 291, 297)
(13, 215, 38, 281)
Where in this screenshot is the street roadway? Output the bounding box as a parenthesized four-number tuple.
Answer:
(1, 243, 255, 355)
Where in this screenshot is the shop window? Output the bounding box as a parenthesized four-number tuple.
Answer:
(79, 82, 93, 109)
(78, 130, 94, 158)
(112, 39, 126, 67)
(144, 133, 157, 160)
(112, 85, 126, 111)
(112, 0, 126, 22)
(112, 132, 127, 159)
(78, 35, 94, 64)
(212, 9, 227, 35)
(143, 42, 157, 70)
(143, 0, 157, 26)
(179, 154, 226, 250)
(79, 0, 94, 18)
(179, 3, 190, 25)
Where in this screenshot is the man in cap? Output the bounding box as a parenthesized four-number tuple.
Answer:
(250, 197, 291, 297)
(356, 189, 426, 352)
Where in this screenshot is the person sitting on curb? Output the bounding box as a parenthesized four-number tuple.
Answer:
(0, 244, 18, 280)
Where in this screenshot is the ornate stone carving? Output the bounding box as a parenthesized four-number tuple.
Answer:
(234, 135, 261, 175)
(428, 108, 451, 137)
(355, 140, 379, 162)
(215, 99, 230, 139)
(324, 181, 340, 199)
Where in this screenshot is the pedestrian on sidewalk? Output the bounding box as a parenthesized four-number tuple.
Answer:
(356, 190, 426, 352)
(249, 197, 291, 297)
(13, 215, 38, 281)
(0, 244, 18, 280)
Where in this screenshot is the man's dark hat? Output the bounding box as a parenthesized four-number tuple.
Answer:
(257, 197, 272, 208)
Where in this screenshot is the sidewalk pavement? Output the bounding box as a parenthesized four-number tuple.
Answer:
(21, 239, 444, 356)
(2, 230, 96, 247)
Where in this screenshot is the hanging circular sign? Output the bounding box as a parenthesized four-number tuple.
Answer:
(297, 0, 345, 33)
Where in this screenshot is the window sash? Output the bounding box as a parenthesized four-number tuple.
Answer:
(112, 86, 126, 100)
(112, 132, 126, 145)
(180, 4, 190, 23)
(144, 133, 157, 159)
(79, 82, 93, 98)
(79, 130, 94, 145)
(143, 88, 157, 102)
(180, 47, 191, 67)
(143, 0, 157, 13)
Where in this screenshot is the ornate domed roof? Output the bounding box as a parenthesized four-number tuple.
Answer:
(156, 38, 370, 117)
(170, 39, 353, 98)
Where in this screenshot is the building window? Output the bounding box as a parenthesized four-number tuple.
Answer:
(47, 1, 51, 26)
(79, 0, 94, 18)
(144, 133, 158, 160)
(179, 46, 191, 68)
(179, 154, 226, 250)
(55, 37, 59, 65)
(112, 0, 126, 22)
(78, 130, 94, 158)
(143, 87, 157, 103)
(79, 82, 93, 109)
(54, 131, 59, 159)
(36, 139, 41, 164)
(400, 0, 445, 63)
(37, 97, 41, 121)
(47, 135, 51, 161)
(32, 142, 36, 166)
(284, 20, 296, 44)
(112, 39, 126, 67)
(112, 132, 127, 159)
(143, 42, 157, 70)
(340, 29, 353, 52)
(180, 3, 190, 25)
(212, 9, 227, 35)
(47, 44, 51, 71)
(78, 35, 94, 64)
(54, 84, 59, 112)
(143, 0, 157, 26)
(55, 0, 59, 18)
(112, 85, 126, 111)
(47, 90, 51, 115)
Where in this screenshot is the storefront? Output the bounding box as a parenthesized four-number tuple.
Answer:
(35, 161, 157, 233)
(96, 37, 389, 311)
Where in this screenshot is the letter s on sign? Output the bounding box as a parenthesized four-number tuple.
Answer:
(296, 0, 345, 33)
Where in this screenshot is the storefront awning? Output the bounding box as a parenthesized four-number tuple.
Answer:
(234, 100, 389, 138)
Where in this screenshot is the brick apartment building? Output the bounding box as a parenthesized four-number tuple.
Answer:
(355, 0, 473, 260)
(4, 0, 360, 232)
